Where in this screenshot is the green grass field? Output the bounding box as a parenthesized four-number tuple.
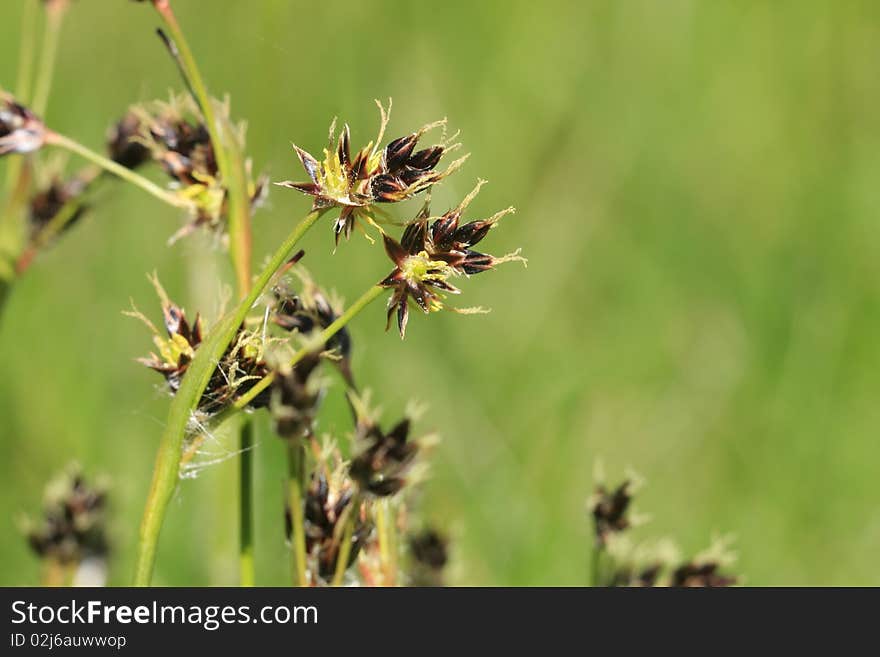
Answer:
(1, 0, 879, 586)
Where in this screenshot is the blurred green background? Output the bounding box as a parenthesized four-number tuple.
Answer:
(2, 0, 879, 586)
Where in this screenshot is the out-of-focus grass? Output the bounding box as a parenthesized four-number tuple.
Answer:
(1, 0, 879, 586)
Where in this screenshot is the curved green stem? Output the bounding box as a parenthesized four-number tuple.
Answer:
(133, 209, 324, 586)
(45, 132, 194, 211)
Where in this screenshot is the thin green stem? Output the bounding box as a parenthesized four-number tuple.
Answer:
(151, 1, 259, 590)
(0, 279, 10, 322)
(5, 1, 39, 198)
(151, 0, 252, 295)
(239, 418, 255, 586)
(228, 285, 385, 413)
(31, 1, 66, 117)
(133, 209, 324, 586)
(375, 499, 398, 586)
(331, 500, 357, 586)
(45, 132, 194, 211)
(287, 441, 308, 587)
(15, 0, 38, 103)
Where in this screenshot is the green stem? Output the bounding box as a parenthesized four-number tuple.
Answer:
(4, 1, 38, 198)
(227, 285, 385, 413)
(15, 0, 38, 103)
(45, 132, 194, 211)
(376, 499, 398, 586)
(331, 500, 357, 586)
(0, 279, 10, 322)
(151, 0, 258, 589)
(31, 0, 66, 117)
(287, 441, 308, 587)
(151, 0, 252, 295)
(133, 209, 323, 586)
(239, 418, 255, 586)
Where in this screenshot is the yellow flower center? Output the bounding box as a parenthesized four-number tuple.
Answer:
(400, 251, 454, 287)
(319, 148, 352, 202)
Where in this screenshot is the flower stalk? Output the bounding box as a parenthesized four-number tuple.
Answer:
(32, 0, 68, 117)
(330, 499, 358, 586)
(239, 418, 255, 586)
(287, 442, 308, 587)
(45, 132, 195, 211)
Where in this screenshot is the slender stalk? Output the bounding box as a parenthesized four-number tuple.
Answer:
(150, 0, 252, 295)
(45, 132, 194, 211)
(239, 418, 255, 586)
(15, 0, 38, 103)
(149, 6, 258, 582)
(0, 160, 34, 296)
(287, 441, 308, 587)
(133, 209, 324, 586)
(331, 501, 357, 586)
(0, 280, 10, 321)
(375, 499, 398, 586)
(228, 285, 386, 413)
(31, 0, 66, 117)
(5, 0, 39, 198)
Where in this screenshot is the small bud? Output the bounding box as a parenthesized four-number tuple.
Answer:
(0, 94, 46, 157)
(349, 416, 419, 497)
(589, 480, 633, 547)
(25, 468, 108, 566)
(408, 528, 449, 586)
(106, 112, 150, 169)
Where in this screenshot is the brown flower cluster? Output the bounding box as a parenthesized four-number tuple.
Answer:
(0, 93, 46, 157)
(298, 471, 369, 582)
(277, 101, 465, 245)
(380, 183, 523, 338)
(588, 475, 738, 588)
(25, 468, 108, 566)
(128, 276, 272, 415)
(130, 96, 266, 240)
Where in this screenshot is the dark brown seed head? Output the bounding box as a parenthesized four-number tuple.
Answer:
(131, 280, 270, 414)
(0, 94, 46, 157)
(349, 417, 419, 497)
(408, 528, 449, 587)
(28, 174, 91, 239)
(270, 355, 322, 441)
(297, 473, 369, 581)
(670, 561, 737, 587)
(590, 480, 633, 547)
(26, 469, 108, 565)
(106, 112, 150, 169)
